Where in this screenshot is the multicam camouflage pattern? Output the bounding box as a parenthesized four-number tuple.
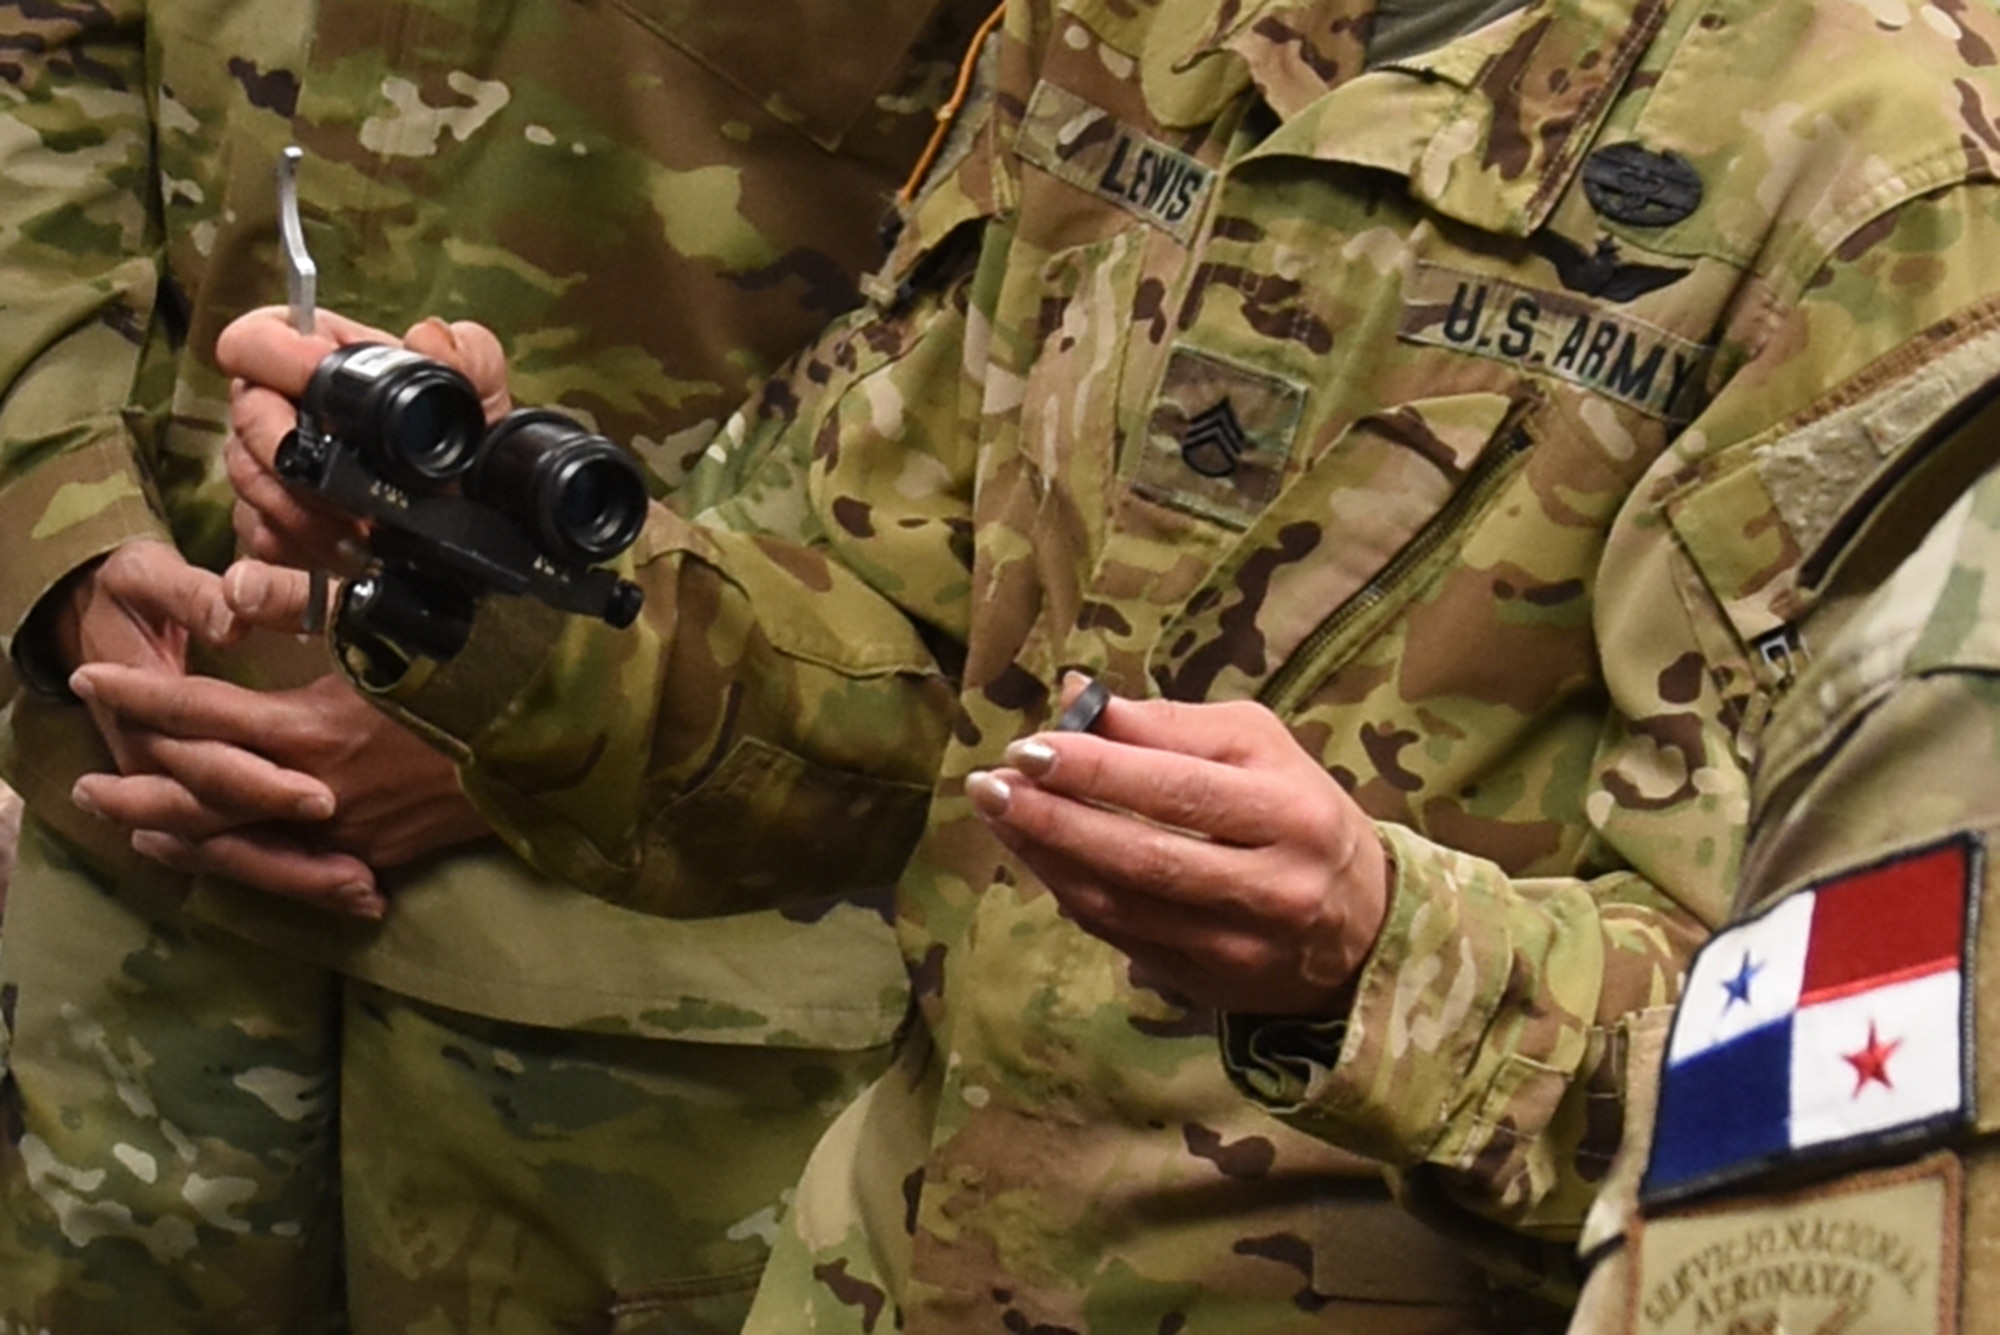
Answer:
(337, 0, 2000, 1329)
(1567, 399, 2000, 1335)
(340, 983, 888, 1335)
(0, 0, 989, 1001)
(0, 824, 344, 1334)
(0, 0, 989, 1328)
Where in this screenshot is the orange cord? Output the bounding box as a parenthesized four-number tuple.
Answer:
(899, 4, 1007, 204)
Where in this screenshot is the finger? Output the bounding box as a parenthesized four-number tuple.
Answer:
(1092, 694, 1277, 767)
(82, 702, 155, 780)
(214, 305, 398, 396)
(74, 771, 221, 838)
(227, 381, 302, 471)
(75, 770, 263, 841)
(222, 560, 325, 633)
(69, 662, 323, 766)
(1000, 728, 1288, 848)
(402, 317, 513, 422)
(229, 480, 353, 572)
(128, 828, 385, 919)
(74, 729, 334, 826)
(72, 662, 265, 741)
(225, 424, 367, 570)
(990, 756, 1382, 972)
(96, 540, 237, 645)
(213, 307, 340, 396)
(69, 664, 339, 777)
(151, 732, 337, 820)
(230, 495, 301, 571)
(969, 767, 1260, 916)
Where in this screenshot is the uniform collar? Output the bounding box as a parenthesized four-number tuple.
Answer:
(1143, 0, 1671, 236)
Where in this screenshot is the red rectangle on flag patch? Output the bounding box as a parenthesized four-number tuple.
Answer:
(1799, 844, 1968, 1003)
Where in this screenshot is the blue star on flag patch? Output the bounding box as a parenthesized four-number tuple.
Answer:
(1641, 835, 1979, 1206)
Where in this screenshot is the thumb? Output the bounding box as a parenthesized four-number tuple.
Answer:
(223, 559, 319, 634)
(404, 317, 513, 423)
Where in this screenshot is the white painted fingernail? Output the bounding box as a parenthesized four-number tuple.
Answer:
(1003, 738, 1057, 777)
(966, 771, 1012, 817)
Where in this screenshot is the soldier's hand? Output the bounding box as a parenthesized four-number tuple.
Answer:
(68, 660, 494, 917)
(966, 682, 1389, 1017)
(217, 306, 512, 573)
(56, 538, 241, 775)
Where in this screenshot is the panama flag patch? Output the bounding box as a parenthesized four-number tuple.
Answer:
(1642, 836, 1978, 1205)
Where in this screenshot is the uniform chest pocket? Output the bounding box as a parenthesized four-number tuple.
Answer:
(607, 0, 946, 152)
(1131, 347, 1308, 532)
(1151, 388, 1539, 708)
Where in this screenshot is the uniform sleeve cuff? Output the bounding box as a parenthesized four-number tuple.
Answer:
(10, 571, 91, 699)
(1227, 822, 1515, 1167)
(337, 590, 570, 758)
(0, 439, 162, 632)
(1220, 1010, 1350, 1108)
(0, 438, 167, 693)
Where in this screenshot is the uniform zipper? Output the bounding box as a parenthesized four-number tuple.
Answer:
(1257, 422, 1537, 716)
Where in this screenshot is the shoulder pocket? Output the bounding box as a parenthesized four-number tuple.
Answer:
(1667, 325, 2000, 726)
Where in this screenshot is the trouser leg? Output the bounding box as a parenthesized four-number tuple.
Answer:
(340, 982, 891, 1335)
(0, 815, 344, 1334)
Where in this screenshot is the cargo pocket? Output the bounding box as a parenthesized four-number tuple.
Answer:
(632, 736, 931, 919)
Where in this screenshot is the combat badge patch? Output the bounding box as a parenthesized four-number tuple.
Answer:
(1018, 81, 1216, 245)
(1401, 262, 1710, 422)
(1630, 1154, 1959, 1335)
(1583, 142, 1705, 229)
(1643, 836, 1978, 1206)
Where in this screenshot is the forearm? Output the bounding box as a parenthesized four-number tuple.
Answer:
(340, 231, 986, 904)
(1225, 824, 1699, 1233)
(0, 0, 167, 667)
(345, 506, 956, 903)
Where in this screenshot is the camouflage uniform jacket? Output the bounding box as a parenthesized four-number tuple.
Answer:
(333, 0, 2000, 1324)
(1564, 381, 2000, 1335)
(0, 0, 986, 1041)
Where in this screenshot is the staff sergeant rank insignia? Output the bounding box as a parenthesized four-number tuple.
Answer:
(1018, 81, 1216, 244)
(1181, 400, 1251, 478)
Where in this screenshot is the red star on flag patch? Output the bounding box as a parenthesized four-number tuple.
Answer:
(1843, 1021, 1899, 1094)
